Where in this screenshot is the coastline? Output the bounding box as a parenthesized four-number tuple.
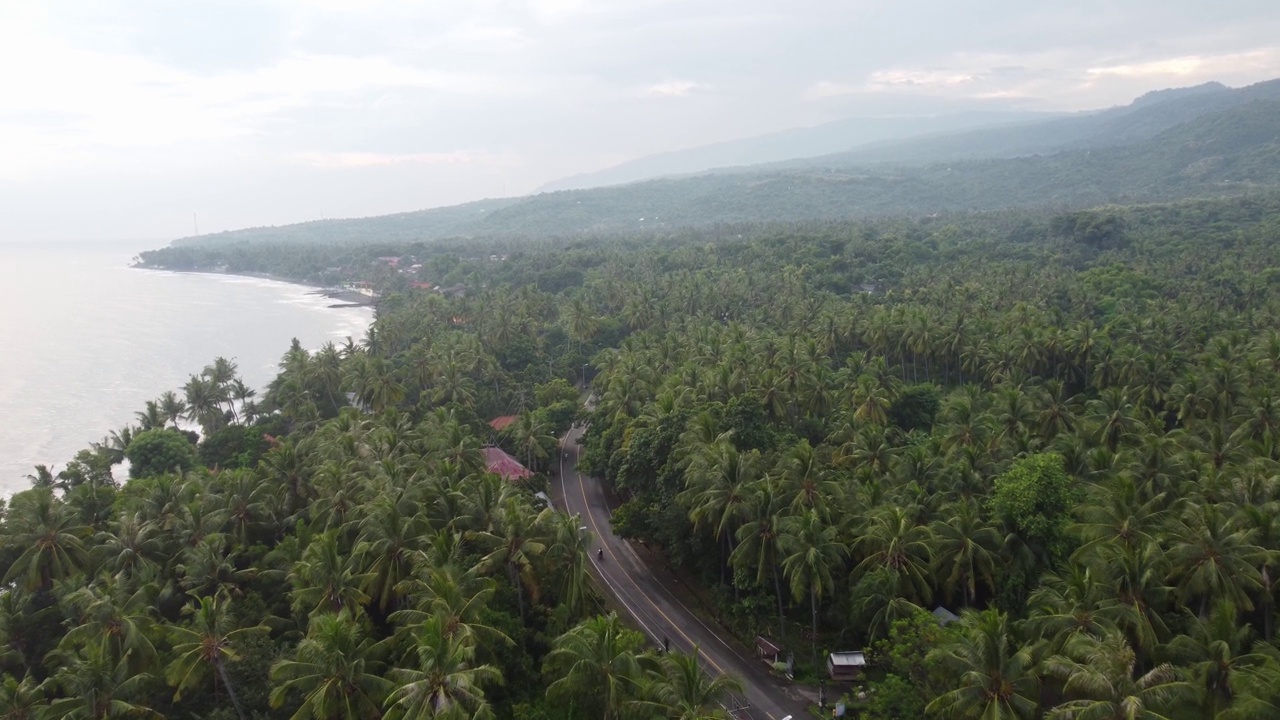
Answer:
(133, 266, 376, 308)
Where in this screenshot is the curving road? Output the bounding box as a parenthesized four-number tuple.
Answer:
(556, 425, 811, 720)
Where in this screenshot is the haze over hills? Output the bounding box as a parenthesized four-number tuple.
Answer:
(170, 79, 1280, 249)
(536, 110, 1059, 192)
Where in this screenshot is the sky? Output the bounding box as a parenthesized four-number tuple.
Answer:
(2, 0, 1279, 243)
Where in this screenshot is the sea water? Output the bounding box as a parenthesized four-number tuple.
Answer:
(0, 241, 373, 496)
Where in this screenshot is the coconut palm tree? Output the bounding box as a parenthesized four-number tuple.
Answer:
(390, 563, 511, 655)
(159, 391, 187, 430)
(730, 477, 791, 644)
(2, 489, 90, 593)
(545, 613, 645, 720)
(679, 435, 760, 584)
(383, 615, 500, 720)
(927, 608, 1040, 720)
(473, 498, 546, 618)
(503, 413, 555, 472)
(1166, 504, 1266, 615)
(1044, 631, 1191, 720)
(635, 650, 743, 720)
(1167, 600, 1268, 718)
(43, 644, 160, 720)
(165, 593, 267, 720)
(0, 673, 43, 719)
(543, 511, 595, 618)
(289, 531, 372, 617)
(779, 508, 847, 671)
(56, 578, 158, 676)
(134, 401, 166, 431)
(353, 498, 425, 615)
(269, 611, 393, 720)
(852, 505, 935, 607)
(931, 498, 1002, 607)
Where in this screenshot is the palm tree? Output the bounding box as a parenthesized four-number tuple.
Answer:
(730, 477, 791, 644)
(1166, 504, 1266, 615)
(57, 579, 158, 676)
(1167, 600, 1267, 718)
(931, 498, 1002, 607)
(0, 673, 42, 719)
(635, 650, 743, 720)
(777, 440, 842, 520)
(503, 413, 555, 472)
(42, 644, 160, 720)
(927, 608, 1040, 720)
(473, 498, 546, 618)
(166, 593, 268, 720)
(852, 506, 934, 606)
(95, 514, 162, 581)
(545, 613, 645, 720)
(353, 498, 425, 614)
(159, 390, 187, 430)
(1045, 631, 1191, 720)
(383, 615, 500, 720)
(851, 375, 893, 426)
(390, 563, 512, 655)
(134, 401, 165, 431)
(779, 508, 847, 671)
(679, 436, 760, 584)
(543, 511, 595, 618)
(183, 374, 227, 436)
(289, 531, 372, 617)
(2, 489, 90, 593)
(269, 611, 393, 720)
(1223, 648, 1280, 720)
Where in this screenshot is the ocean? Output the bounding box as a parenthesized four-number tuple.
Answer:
(0, 241, 373, 496)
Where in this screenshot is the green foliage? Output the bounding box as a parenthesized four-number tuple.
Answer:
(27, 162, 1280, 720)
(887, 384, 940, 432)
(124, 429, 198, 479)
(990, 453, 1079, 561)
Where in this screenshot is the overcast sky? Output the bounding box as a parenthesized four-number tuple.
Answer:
(2, 0, 1279, 243)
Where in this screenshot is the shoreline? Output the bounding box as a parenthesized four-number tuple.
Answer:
(133, 266, 376, 308)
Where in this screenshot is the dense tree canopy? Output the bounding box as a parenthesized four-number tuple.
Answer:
(12, 189, 1280, 718)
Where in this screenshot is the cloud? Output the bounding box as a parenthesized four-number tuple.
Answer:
(291, 151, 503, 169)
(809, 45, 1280, 110)
(867, 70, 977, 89)
(645, 80, 704, 98)
(1086, 48, 1280, 80)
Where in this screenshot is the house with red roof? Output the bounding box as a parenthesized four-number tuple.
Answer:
(488, 415, 518, 432)
(482, 446, 534, 481)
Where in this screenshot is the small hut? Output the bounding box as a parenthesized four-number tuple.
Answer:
(932, 606, 961, 626)
(755, 636, 782, 665)
(827, 651, 867, 681)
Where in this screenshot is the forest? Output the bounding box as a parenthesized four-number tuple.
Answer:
(10, 188, 1280, 719)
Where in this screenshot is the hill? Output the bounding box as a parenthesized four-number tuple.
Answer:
(538, 80, 1280, 190)
(169, 81, 1280, 248)
(536, 110, 1055, 192)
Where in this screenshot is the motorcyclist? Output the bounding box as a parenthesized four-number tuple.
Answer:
(597, 548, 604, 560)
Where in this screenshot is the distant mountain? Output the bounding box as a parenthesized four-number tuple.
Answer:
(536, 111, 1056, 192)
(799, 80, 1279, 167)
(170, 79, 1280, 248)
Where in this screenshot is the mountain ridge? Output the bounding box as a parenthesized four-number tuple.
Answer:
(169, 79, 1280, 248)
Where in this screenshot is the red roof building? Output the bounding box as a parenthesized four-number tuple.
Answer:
(488, 415, 518, 432)
(482, 446, 534, 481)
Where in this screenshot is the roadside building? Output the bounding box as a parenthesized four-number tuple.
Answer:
(826, 651, 867, 681)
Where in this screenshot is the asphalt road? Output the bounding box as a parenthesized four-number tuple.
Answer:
(557, 425, 812, 720)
